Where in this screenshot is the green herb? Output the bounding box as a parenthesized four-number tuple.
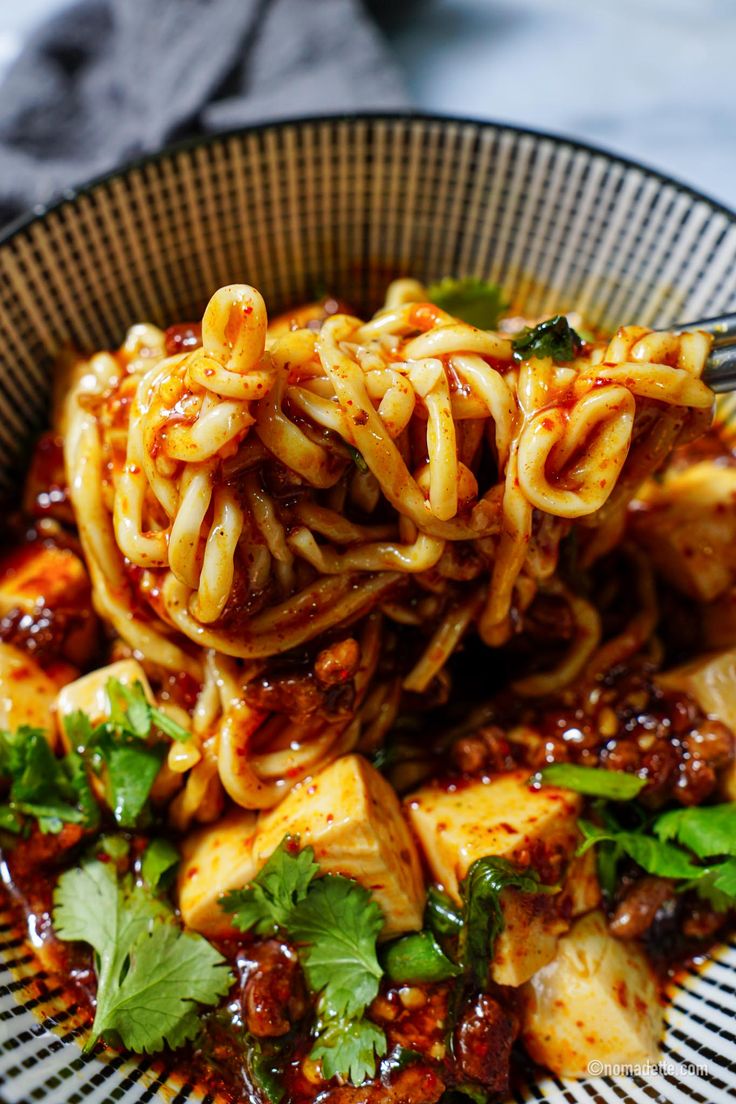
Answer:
(426, 885, 463, 937)
(220, 840, 386, 1084)
(347, 446, 369, 474)
(512, 315, 583, 363)
(290, 875, 384, 1018)
(245, 1037, 286, 1104)
(220, 836, 319, 934)
(578, 820, 705, 879)
(106, 678, 191, 744)
(427, 276, 506, 329)
(653, 804, 736, 858)
(97, 834, 130, 862)
(141, 838, 180, 890)
(65, 677, 189, 829)
(0, 726, 99, 834)
(53, 859, 231, 1053)
(311, 1016, 387, 1085)
(537, 763, 647, 800)
(382, 930, 460, 983)
(459, 856, 555, 987)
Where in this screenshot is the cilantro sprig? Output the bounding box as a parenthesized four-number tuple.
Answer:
(0, 677, 190, 837)
(0, 726, 98, 835)
(427, 276, 506, 329)
(65, 677, 189, 829)
(53, 858, 231, 1053)
(220, 838, 386, 1085)
(577, 797, 736, 908)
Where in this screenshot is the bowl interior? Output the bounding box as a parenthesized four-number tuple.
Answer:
(0, 115, 735, 1104)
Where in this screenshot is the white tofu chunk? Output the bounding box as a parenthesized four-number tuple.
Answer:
(561, 846, 602, 918)
(405, 769, 582, 985)
(55, 658, 153, 738)
(405, 769, 581, 899)
(657, 648, 736, 733)
(520, 910, 664, 1078)
(631, 462, 736, 602)
(0, 642, 65, 745)
(657, 650, 736, 800)
(0, 543, 96, 665)
(178, 807, 259, 936)
(702, 587, 736, 650)
(255, 753, 425, 938)
(55, 660, 154, 799)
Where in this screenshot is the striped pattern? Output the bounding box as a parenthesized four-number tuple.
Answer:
(0, 114, 735, 1102)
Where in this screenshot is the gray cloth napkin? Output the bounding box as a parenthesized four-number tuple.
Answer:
(0, 0, 407, 228)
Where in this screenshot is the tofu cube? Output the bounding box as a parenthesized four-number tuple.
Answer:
(0, 543, 96, 664)
(561, 846, 602, 918)
(702, 587, 736, 650)
(657, 649, 736, 800)
(632, 462, 736, 602)
(178, 808, 260, 936)
(55, 659, 154, 739)
(0, 642, 65, 745)
(405, 770, 582, 985)
(657, 648, 736, 734)
(255, 753, 425, 938)
(55, 660, 154, 800)
(520, 910, 664, 1078)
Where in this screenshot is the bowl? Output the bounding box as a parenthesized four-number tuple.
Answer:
(0, 113, 734, 1104)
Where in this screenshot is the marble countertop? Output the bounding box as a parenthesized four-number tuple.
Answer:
(1, 0, 734, 210)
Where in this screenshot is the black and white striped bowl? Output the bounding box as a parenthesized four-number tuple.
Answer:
(0, 114, 734, 1104)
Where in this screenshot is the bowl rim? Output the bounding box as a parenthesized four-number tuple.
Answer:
(1, 110, 734, 251)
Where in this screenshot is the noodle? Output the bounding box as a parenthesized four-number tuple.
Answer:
(58, 277, 713, 811)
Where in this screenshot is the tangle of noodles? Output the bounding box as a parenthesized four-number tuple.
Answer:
(60, 279, 714, 813)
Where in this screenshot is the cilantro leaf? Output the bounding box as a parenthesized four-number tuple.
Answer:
(290, 875, 383, 1019)
(95, 922, 231, 1053)
(220, 837, 319, 934)
(68, 679, 173, 829)
(653, 805, 736, 859)
(98, 737, 166, 828)
(513, 315, 583, 363)
(219, 839, 386, 1085)
(53, 859, 231, 1053)
(106, 678, 190, 743)
(0, 726, 98, 834)
(427, 276, 505, 329)
(459, 856, 554, 988)
(107, 678, 150, 737)
(691, 860, 736, 912)
(311, 1017, 387, 1084)
(537, 763, 646, 801)
(578, 821, 706, 879)
(141, 838, 180, 890)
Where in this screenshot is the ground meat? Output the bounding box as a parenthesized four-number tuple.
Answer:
(314, 638, 360, 687)
(245, 667, 356, 719)
(314, 1064, 444, 1104)
(609, 876, 676, 939)
(681, 899, 729, 941)
(453, 992, 518, 1098)
(239, 941, 307, 1038)
(7, 822, 85, 881)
